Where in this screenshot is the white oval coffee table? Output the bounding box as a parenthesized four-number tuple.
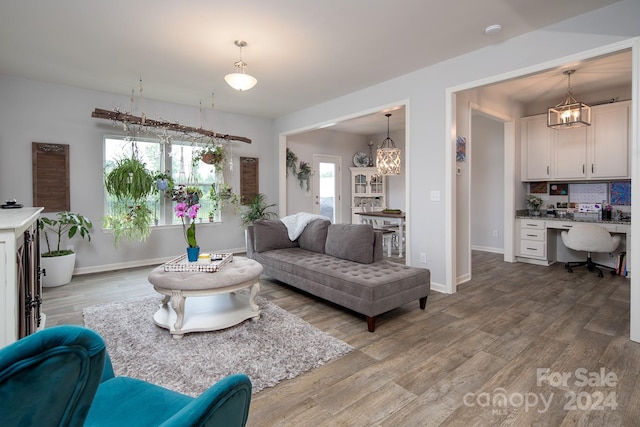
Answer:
(148, 256, 263, 339)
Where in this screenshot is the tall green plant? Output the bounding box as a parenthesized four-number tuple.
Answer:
(39, 212, 93, 256)
(240, 193, 277, 227)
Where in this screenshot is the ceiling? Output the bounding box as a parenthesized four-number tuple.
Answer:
(0, 0, 625, 133)
(334, 50, 631, 135)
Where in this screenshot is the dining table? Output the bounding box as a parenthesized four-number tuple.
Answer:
(354, 211, 406, 257)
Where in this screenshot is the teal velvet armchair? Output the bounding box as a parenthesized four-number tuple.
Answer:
(0, 325, 252, 427)
(0, 325, 106, 426)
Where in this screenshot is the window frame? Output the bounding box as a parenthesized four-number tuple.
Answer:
(103, 135, 221, 228)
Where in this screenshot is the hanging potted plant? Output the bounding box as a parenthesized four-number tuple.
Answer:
(297, 161, 312, 192)
(105, 156, 155, 200)
(102, 203, 153, 247)
(286, 148, 298, 177)
(153, 170, 174, 193)
(194, 144, 227, 171)
(210, 183, 241, 214)
(39, 211, 92, 287)
(104, 154, 155, 245)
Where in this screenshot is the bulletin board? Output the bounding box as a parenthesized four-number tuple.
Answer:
(610, 181, 631, 205)
(568, 183, 608, 204)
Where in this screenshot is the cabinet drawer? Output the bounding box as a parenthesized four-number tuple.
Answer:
(519, 240, 546, 258)
(520, 228, 545, 241)
(521, 220, 545, 230)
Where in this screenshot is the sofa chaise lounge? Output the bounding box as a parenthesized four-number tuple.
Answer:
(246, 219, 430, 332)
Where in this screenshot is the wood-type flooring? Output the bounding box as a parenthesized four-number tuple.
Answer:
(42, 251, 640, 426)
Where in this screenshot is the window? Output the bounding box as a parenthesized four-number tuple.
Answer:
(104, 136, 220, 227)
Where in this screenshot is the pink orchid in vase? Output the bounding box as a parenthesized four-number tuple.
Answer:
(175, 202, 200, 248)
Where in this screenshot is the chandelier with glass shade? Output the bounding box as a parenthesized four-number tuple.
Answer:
(376, 113, 401, 175)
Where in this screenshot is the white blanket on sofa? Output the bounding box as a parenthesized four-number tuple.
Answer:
(280, 212, 331, 241)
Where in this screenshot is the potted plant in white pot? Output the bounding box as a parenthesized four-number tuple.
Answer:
(39, 211, 92, 287)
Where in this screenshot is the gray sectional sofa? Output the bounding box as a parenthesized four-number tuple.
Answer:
(246, 219, 430, 332)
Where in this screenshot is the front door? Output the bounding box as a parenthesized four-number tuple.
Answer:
(312, 155, 341, 223)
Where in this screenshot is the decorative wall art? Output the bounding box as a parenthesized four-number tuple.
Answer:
(32, 142, 70, 212)
(456, 136, 466, 162)
(549, 183, 568, 195)
(529, 182, 547, 194)
(610, 181, 631, 206)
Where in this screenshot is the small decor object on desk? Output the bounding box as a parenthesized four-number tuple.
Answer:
(526, 195, 543, 216)
(175, 202, 200, 261)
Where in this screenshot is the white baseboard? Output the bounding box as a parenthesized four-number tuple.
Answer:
(471, 245, 504, 254)
(430, 281, 448, 294)
(72, 247, 247, 276)
(457, 272, 471, 285)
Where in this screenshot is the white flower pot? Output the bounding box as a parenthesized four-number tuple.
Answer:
(41, 252, 76, 287)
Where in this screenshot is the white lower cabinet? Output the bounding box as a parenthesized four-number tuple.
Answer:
(516, 219, 557, 265)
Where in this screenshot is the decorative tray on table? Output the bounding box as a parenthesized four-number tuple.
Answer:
(163, 253, 233, 273)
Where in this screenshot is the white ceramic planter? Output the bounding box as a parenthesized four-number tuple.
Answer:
(41, 252, 76, 287)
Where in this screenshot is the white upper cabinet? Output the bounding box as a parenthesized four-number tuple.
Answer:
(554, 126, 588, 179)
(521, 115, 551, 181)
(521, 100, 630, 181)
(589, 101, 630, 179)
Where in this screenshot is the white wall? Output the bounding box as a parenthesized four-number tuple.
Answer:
(274, 0, 640, 292)
(470, 115, 504, 252)
(0, 76, 275, 273)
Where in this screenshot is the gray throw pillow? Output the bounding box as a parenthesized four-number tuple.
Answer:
(253, 220, 298, 252)
(325, 224, 374, 264)
(298, 219, 331, 253)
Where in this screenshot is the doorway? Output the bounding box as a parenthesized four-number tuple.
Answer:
(455, 104, 512, 284)
(446, 40, 638, 342)
(312, 155, 342, 223)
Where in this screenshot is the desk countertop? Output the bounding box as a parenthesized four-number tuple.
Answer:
(515, 210, 630, 226)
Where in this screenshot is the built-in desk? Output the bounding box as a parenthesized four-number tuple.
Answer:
(515, 215, 631, 276)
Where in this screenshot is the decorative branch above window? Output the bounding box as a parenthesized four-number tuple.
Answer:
(91, 108, 252, 144)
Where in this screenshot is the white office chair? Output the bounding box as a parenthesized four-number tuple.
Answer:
(561, 223, 621, 277)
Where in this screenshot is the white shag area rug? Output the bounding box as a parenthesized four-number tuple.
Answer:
(83, 294, 353, 396)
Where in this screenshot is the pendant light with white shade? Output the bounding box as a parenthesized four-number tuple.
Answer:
(224, 40, 257, 91)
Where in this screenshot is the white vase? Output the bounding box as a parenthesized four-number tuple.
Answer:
(41, 252, 76, 287)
